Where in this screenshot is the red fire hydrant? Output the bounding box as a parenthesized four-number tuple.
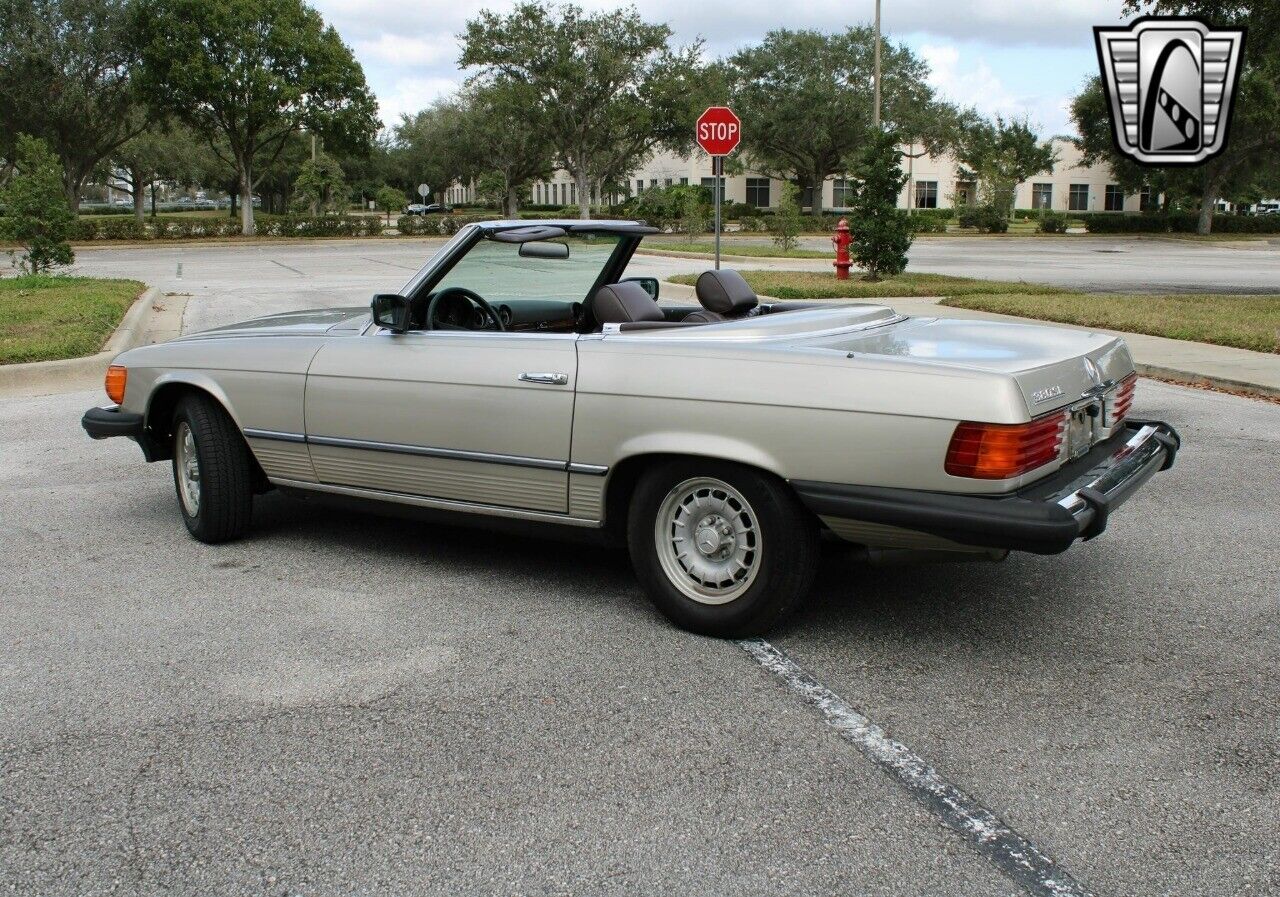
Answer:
(831, 217, 852, 280)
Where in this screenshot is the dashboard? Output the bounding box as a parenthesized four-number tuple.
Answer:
(425, 293, 583, 333)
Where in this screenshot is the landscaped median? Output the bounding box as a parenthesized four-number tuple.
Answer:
(1, 276, 146, 365)
(667, 270, 1280, 355)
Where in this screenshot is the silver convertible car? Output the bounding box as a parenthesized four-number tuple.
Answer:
(83, 220, 1179, 636)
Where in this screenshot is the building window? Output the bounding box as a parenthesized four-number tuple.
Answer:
(745, 177, 771, 208)
(1104, 185, 1125, 211)
(954, 180, 976, 206)
(1069, 183, 1089, 211)
(679, 177, 688, 186)
(1032, 183, 1053, 209)
(650, 178, 658, 188)
(914, 180, 938, 209)
(635, 179, 644, 195)
(832, 178, 853, 208)
(1139, 188, 1157, 211)
(700, 176, 723, 203)
(664, 178, 673, 187)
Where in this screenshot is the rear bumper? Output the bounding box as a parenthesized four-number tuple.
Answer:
(793, 419, 1180, 555)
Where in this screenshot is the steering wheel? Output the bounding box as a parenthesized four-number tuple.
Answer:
(424, 286, 507, 332)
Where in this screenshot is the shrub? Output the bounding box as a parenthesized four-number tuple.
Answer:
(908, 210, 949, 233)
(396, 213, 493, 236)
(1038, 210, 1068, 234)
(958, 205, 1010, 233)
(769, 183, 803, 252)
(0, 135, 74, 272)
(847, 129, 913, 279)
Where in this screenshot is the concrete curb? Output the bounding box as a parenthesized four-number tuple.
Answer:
(1133, 364, 1280, 400)
(0, 286, 167, 397)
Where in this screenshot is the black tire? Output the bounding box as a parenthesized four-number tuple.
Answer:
(627, 459, 819, 638)
(170, 394, 254, 543)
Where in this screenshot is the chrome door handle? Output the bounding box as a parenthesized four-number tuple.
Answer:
(518, 372, 568, 385)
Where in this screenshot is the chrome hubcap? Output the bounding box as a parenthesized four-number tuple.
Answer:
(175, 422, 201, 517)
(654, 477, 761, 605)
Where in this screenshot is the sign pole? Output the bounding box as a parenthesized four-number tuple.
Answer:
(694, 106, 740, 272)
(714, 156, 722, 271)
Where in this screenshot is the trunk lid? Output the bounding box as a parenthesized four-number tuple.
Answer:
(809, 314, 1134, 416)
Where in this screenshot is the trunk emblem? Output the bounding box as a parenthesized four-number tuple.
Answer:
(1032, 385, 1064, 405)
(1083, 357, 1103, 386)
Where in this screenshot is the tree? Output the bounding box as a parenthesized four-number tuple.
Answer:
(725, 28, 956, 215)
(291, 155, 347, 214)
(135, 0, 379, 235)
(461, 2, 703, 220)
(394, 98, 481, 208)
(769, 183, 802, 252)
(460, 81, 555, 217)
(1, 135, 75, 273)
(954, 115, 1056, 216)
(1071, 0, 1280, 233)
(0, 0, 145, 211)
(848, 130, 913, 280)
(375, 185, 406, 224)
(110, 125, 207, 220)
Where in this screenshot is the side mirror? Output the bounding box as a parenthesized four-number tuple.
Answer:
(518, 240, 570, 259)
(371, 293, 410, 332)
(623, 276, 660, 300)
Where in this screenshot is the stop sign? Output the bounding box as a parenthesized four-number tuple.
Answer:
(696, 106, 741, 156)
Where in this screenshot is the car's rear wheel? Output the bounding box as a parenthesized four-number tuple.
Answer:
(627, 459, 819, 637)
(171, 395, 254, 543)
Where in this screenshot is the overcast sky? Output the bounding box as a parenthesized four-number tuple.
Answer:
(310, 0, 1134, 138)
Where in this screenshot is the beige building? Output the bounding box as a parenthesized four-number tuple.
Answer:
(520, 137, 1150, 214)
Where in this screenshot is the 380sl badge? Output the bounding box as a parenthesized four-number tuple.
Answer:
(1032, 385, 1065, 405)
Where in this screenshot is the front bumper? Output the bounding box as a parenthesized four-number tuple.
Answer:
(793, 419, 1180, 555)
(82, 405, 144, 440)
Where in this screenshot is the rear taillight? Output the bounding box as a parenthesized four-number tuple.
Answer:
(945, 412, 1067, 480)
(1109, 373, 1137, 425)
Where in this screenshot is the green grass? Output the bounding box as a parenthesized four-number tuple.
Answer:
(667, 270, 1070, 300)
(643, 239, 831, 258)
(0, 275, 145, 364)
(941, 292, 1280, 354)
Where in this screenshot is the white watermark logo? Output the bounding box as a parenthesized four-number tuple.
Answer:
(1094, 17, 1245, 166)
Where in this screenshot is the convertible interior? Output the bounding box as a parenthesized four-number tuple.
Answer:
(409, 269, 819, 335)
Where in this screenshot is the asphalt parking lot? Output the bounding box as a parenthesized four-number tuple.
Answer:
(3, 240, 1279, 895)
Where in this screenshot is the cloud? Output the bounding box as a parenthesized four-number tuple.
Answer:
(353, 33, 459, 69)
(309, 0, 1124, 134)
(378, 76, 465, 127)
(919, 42, 1078, 136)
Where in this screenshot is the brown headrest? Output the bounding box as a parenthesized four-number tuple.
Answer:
(695, 269, 758, 315)
(591, 281, 664, 324)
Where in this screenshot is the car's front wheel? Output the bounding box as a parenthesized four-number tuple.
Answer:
(170, 395, 254, 543)
(627, 459, 819, 637)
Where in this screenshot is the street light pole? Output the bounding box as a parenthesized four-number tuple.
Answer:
(873, 0, 882, 129)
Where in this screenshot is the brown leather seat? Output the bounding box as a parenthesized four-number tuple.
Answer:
(685, 269, 760, 323)
(591, 281, 665, 327)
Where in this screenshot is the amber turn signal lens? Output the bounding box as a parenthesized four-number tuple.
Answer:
(944, 411, 1067, 480)
(104, 365, 127, 404)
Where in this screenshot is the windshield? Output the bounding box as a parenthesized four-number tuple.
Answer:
(433, 233, 622, 303)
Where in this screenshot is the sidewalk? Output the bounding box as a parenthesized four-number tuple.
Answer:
(659, 280, 1280, 399)
(0, 287, 187, 398)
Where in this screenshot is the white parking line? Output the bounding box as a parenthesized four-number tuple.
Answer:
(738, 638, 1095, 897)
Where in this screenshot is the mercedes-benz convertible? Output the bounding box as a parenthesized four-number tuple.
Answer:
(82, 220, 1179, 636)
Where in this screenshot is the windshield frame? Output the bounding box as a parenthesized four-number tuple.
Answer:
(399, 222, 648, 309)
